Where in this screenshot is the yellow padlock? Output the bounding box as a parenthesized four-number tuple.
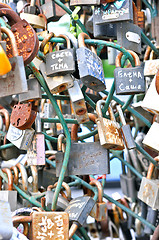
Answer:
(0, 44, 12, 76)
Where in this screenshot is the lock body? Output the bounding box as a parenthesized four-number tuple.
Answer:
(120, 174, 137, 200)
(7, 124, 35, 150)
(142, 122, 159, 153)
(65, 196, 95, 226)
(68, 80, 89, 124)
(56, 142, 110, 176)
(0, 201, 13, 240)
(32, 212, 69, 240)
(138, 177, 159, 209)
(114, 66, 145, 95)
(77, 47, 105, 92)
(93, 0, 133, 25)
(117, 22, 141, 54)
(46, 49, 75, 77)
(19, 77, 42, 103)
(46, 190, 69, 211)
(0, 55, 28, 98)
(39, 62, 74, 94)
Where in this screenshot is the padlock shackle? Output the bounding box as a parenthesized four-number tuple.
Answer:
(58, 34, 71, 49)
(54, 181, 71, 200)
(12, 215, 32, 224)
(0, 3, 12, 9)
(40, 32, 54, 52)
(19, 3, 42, 14)
(115, 50, 140, 68)
(155, 69, 159, 94)
(11, 166, 19, 185)
(96, 100, 116, 122)
(1, 27, 18, 57)
(57, 134, 65, 152)
(47, 181, 71, 200)
(0, 109, 10, 131)
(0, 8, 21, 24)
(38, 13, 47, 31)
(89, 179, 103, 203)
(144, 45, 152, 61)
(30, 166, 38, 193)
(146, 156, 159, 179)
(78, 32, 96, 55)
(16, 163, 28, 192)
(0, 168, 13, 190)
(150, 46, 159, 60)
(71, 113, 97, 141)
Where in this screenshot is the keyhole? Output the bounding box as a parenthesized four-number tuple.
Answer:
(17, 118, 21, 126)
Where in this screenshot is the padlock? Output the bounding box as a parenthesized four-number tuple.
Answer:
(0, 200, 13, 240)
(41, 0, 69, 21)
(68, 80, 89, 124)
(7, 123, 35, 150)
(45, 182, 70, 211)
(70, 0, 100, 6)
(0, 44, 11, 75)
(0, 168, 17, 211)
(119, 148, 137, 201)
(93, 0, 133, 25)
(19, 74, 42, 103)
(151, 225, 159, 240)
(0, 9, 39, 65)
(43, 100, 56, 130)
(31, 211, 69, 240)
(43, 34, 76, 77)
(142, 121, 159, 153)
(116, 105, 136, 150)
(144, 46, 159, 77)
(13, 210, 70, 239)
(65, 195, 95, 238)
(117, 22, 141, 54)
(96, 100, 124, 150)
(0, 27, 28, 98)
(114, 50, 145, 95)
(20, 5, 46, 29)
(138, 156, 159, 209)
(23, 0, 40, 15)
(141, 71, 159, 115)
(89, 179, 107, 221)
(27, 113, 45, 166)
(56, 113, 110, 176)
(76, 32, 106, 92)
(144, 207, 159, 235)
(40, 62, 74, 94)
(10, 102, 37, 130)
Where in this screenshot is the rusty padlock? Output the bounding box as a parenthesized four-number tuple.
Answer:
(0, 8, 39, 65)
(10, 102, 37, 130)
(89, 179, 107, 221)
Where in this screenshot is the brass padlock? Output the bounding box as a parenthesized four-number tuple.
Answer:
(96, 100, 124, 150)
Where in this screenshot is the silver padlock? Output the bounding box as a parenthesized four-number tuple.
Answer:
(19, 74, 42, 103)
(138, 156, 159, 209)
(0, 168, 17, 211)
(68, 80, 89, 124)
(0, 27, 28, 98)
(7, 123, 35, 150)
(39, 62, 74, 94)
